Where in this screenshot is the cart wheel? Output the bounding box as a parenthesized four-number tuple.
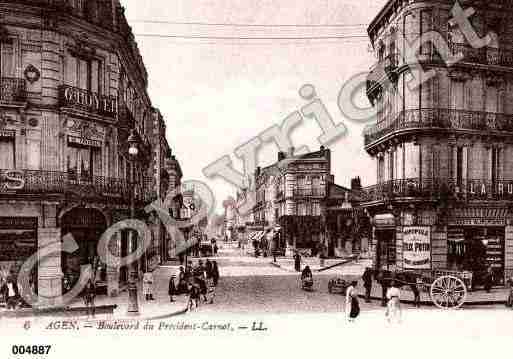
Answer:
(430, 275, 467, 309)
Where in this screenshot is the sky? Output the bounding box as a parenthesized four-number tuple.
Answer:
(120, 0, 389, 213)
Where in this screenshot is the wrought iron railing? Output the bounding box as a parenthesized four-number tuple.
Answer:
(450, 42, 513, 68)
(0, 169, 157, 203)
(1, 0, 115, 29)
(364, 108, 513, 146)
(360, 177, 513, 203)
(0, 77, 26, 103)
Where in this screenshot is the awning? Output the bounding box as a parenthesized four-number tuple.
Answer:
(373, 214, 396, 227)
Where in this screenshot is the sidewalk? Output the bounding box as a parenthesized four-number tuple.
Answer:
(356, 279, 509, 306)
(0, 266, 189, 320)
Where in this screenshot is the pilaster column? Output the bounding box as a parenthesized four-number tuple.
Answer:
(37, 228, 63, 307)
(106, 231, 121, 297)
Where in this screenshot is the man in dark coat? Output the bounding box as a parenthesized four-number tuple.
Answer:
(293, 252, 301, 272)
(362, 267, 373, 303)
(2, 273, 19, 310)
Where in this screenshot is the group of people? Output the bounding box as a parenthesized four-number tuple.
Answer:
(344, 274, 402, 324)
(168, 259, 220, 311)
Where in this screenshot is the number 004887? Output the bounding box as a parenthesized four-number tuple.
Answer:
(11, 345, 51, 355)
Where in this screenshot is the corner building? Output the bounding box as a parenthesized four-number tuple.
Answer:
(0, 0, 165, 304)
(362, 0, 513, 285)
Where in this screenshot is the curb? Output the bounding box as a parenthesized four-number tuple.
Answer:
(356, 294, 506, 307)
(0, 304, 118, 319)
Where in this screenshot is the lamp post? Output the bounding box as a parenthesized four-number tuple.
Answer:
(127, 130, 140, 315)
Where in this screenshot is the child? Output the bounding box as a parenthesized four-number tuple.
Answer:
(188, 282, 200, 311)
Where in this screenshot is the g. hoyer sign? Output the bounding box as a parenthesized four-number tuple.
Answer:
(62, 86, 117, 117)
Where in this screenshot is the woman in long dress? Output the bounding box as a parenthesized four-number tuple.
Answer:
(386, 280, 401, 323)
(345, 280, 360, 322)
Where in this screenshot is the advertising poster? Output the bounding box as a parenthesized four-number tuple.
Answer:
(403, 226, 431, 269)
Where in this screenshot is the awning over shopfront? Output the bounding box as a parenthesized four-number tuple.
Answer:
(373, 213, 395, 228)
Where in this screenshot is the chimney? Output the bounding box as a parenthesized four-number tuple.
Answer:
(278, 151, 286, 161)
(351, 176, 362, 190)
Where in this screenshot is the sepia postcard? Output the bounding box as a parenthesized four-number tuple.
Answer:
(0, 0, 511, 358)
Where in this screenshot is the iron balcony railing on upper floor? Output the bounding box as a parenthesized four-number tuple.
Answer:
(0, 169, 157, 203)
(363, 108, 513, 146)
(0, 77, 26, 103)
(360, 177, 513, 203)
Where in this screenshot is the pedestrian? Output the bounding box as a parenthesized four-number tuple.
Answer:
(205, 259, 213, 279)
(213, 243, 219, 256)
(506, 276, 513, 309)
(345, 280, 360, 322)
(143, 270, 155, 301)
(412, 276, 422, 308)
(83, 278, 96, 317)
(168, 275, 177, 302)
(294, 252, 301, 272)
(1, 272, 19, 310)
(177, 266, 188, 294)
(484, 266, 494, 293)
(362, 267, 373, 303)
(386, 280, 401, 324)
(187, 281, 200, 311)
(377, 270, 389, 307)
(212, 261, 220, 287)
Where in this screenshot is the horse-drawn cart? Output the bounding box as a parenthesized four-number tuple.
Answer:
(377, 269, 470, 309)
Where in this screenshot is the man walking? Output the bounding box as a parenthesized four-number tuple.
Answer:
(293, 252, 301, 272)
(362, 267, 373, 303)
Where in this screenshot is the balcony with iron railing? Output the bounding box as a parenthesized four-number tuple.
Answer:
(0, 169, 157, 204)
(363, 108, 513, 147)
(450, 43, 513, 68)
(0, 77, 26, 104)
(1, 0, 115, 29)
(58, 85, 117, 118)
(360, 177, 513, 204)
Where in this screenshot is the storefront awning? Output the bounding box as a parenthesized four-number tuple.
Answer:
(373, 214, 395, 227)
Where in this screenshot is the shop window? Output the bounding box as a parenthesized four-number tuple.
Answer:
(67, 145, 101, 181)
(0, 137, 14, 169)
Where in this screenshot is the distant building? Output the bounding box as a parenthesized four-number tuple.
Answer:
(251, 147, 363, 256)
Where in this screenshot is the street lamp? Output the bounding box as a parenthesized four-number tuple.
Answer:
(127, 130, 139, 315)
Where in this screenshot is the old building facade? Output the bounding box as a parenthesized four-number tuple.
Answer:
(363, 0, 513, 285)
(0, 0, 177, 305)
(252, 147, 347, 256)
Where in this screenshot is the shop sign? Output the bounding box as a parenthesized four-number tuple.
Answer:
(62, 86, 117, 116)
(0, 170, 25, 191)
(403, 226, 431, 269)
(448, 218, 505, 226)
(68, 135, 102, 148)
